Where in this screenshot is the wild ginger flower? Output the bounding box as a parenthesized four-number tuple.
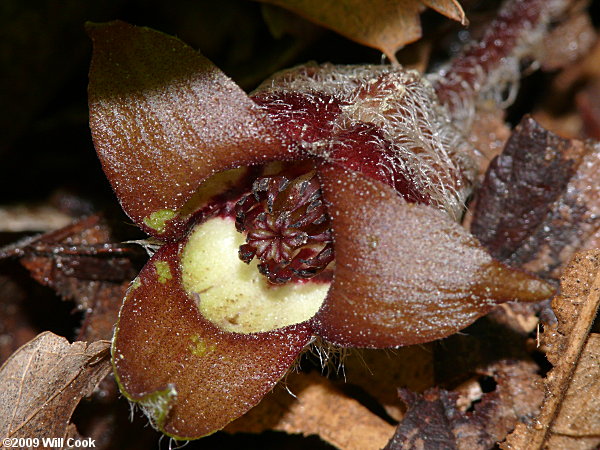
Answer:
(87, 16, 553, 439)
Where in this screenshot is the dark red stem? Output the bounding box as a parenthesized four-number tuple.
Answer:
(432, 0, 569, 123)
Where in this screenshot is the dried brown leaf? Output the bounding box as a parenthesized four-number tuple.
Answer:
(421, 0, 465, 23)
(386, 360, 542, 450)
(471, 117, 600, 279)
(386, 388, 460, 450)
(226, 371, 395, 450)
(503, 250, 600, 449)
(0, 332, 111, 443)
(472, 116, 587, 261)
(256, 0, 466, 61)
(75, 282, 129, 342)
(461, 108, 511, 231)
(4, 215, 142, 342)
(546, 334, 600, 449)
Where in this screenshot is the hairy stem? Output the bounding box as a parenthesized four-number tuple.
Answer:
(431, 0, 572, 128)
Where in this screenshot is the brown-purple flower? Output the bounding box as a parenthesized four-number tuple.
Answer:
(87, 21, 552, 439)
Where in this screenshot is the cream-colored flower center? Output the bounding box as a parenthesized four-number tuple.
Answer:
(180, 217, 330, 333)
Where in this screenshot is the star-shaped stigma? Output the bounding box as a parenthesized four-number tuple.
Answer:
(235, 169, 334, 284)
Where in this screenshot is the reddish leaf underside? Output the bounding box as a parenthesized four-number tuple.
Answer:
(112, 243, 312, 439)
(312, 164, 553, 347)
(87, 21, 290, 241)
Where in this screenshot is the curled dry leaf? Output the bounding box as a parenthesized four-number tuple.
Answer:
(503, 250, 600, 450)
(386, 388, 460, 449)
(4, 215, 140, 295)
(255, 0, 466, 61)
(386, 360, 543, 450)
(0, 332, 111, 444)
(225, 371, 395, 450)
(1, 215, 144, 342)
(471, 116, 600, 279)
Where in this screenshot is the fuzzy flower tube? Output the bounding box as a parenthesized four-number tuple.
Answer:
(87, 0, 566, 439)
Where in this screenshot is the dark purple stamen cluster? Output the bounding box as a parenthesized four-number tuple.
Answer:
(235, 171, 334, 284)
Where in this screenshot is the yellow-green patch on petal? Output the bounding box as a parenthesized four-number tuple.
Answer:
(154, 260, 173, 284)
(143, 209, 177, 233)
(189, 335, 217, 357)
(131, 277, 141, 290)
